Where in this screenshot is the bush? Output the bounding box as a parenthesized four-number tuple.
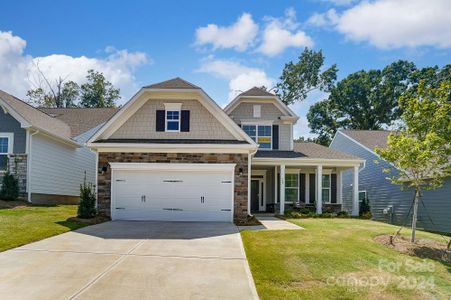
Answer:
(0, 171, 19, 201)
(360, 211, 372, 219)
(359, 195, 372, 219)
(337, 211, 350, 218)
(78, 175, 96, 219)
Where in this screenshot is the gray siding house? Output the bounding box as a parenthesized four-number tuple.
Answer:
(330, 130, 451, 234)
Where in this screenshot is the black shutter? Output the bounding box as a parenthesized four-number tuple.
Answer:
(277, 173, 280, 202)
(300, 173, 306, 203)
(181, 110, 190, 132)
(331, 174, 337, 203)
(272, 125, 279, 150)
(309, 174, 316, 204)
(156, 110, 165, 132)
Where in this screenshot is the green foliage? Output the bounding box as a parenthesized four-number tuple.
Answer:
(78, 175, 97, 218)
(285, 208, 350, 219)
(80, 70, 120, 108)
(307, 61, 450, 145)
(27, 78, 80, 108)
(276, 48, 337, 105)
(359, 196, 371, 217)
(0, 171, 19, 201)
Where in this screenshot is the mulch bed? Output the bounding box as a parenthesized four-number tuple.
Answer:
(374, 234, 451, 263)
(67, 215, 110, 225)
(235, 215, 262, 226)
(0, 199, 30, 209)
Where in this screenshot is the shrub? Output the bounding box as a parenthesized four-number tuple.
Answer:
(0, 171, 19, 201)
(299, 207, 315, 214)
(360, 211, 372, 219)
(359, 195, 372, 218)
(78, 174, 96, 218)
(337, 211, 350, 218)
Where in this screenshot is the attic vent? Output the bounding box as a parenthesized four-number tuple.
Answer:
(253, 105, 261, 118)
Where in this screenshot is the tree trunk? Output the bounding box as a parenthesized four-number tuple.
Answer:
(411, 188, 420, 243)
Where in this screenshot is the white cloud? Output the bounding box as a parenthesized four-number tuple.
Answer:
(197, 57, 274, 101)
(309, 0, 451, 49)
(306, 9, 339, 28)
(0, 31, 150, 102)
(257, 8, 314, 56)
(320, 0, 355, 6)
(195, 13, 258, 52)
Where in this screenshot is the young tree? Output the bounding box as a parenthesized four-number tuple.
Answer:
(376, 81, 451, 242)
(276, 48, 337, 105)
(79, 70, 120, 108)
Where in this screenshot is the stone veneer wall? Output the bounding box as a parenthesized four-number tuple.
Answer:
(97, 152, 249, 223)
(0, 154, 27, 198)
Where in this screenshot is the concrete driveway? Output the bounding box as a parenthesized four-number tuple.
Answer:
(0, 221, 258, 300)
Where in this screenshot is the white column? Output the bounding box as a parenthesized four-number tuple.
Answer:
(337, 169, 342, 204)
(305, 173, 310, 204)
(247, 153, 252, 215)
(274, 165, 278, 204)
(316, 165, 323, 214)
(352, 165, 359, 216)
(279, 164, 285, 215)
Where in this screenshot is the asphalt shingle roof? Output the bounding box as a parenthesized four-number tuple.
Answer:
(254, 142, 361, 160)
(239, 87, 275, 97)
(144, 77, 201, 89)
(95, 139, 248, 144)
(341, 130, 391, 150)
(0, 90, 72, 141)
(40, 107, 119, 137)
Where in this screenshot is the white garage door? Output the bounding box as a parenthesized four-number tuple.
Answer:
(110, 163, 235, 222)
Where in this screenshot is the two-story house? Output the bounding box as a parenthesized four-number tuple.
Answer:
(87, 78, 364, 223)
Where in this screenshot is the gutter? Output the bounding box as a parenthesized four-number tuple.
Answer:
(27, 129, 39, 203)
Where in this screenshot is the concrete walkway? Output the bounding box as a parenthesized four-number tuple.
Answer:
(239, 216, 303, 231)
(0, 221, 258, 300)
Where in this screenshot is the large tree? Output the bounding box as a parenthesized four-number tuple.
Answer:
(79, 70, 120, 108)
(276, 48, 337, 105)
(307, 61, 450, 145)
(375, 81, 451, 242)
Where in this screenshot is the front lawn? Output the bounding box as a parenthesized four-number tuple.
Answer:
(0, 204, 86, 252)
(241, 219, 451, 300)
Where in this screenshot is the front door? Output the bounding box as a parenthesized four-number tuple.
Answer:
(251, 179, 264, 213)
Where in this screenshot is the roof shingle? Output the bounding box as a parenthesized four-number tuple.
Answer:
(39, 107, 119, 137)
(340, 130, 391, 150)
(239, 87, 275, 97)
(144, 77, 201, 89)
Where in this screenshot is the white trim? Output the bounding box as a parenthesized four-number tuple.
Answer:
(110, 163, 235, 222)
(164, 102, 182, 110)
(241, 120, 274, 125)
(247, 153, 252, 215)
(274, 165, 278, 204)
(165, 109, 181, 132)
(88, 87, 257, 147)
(252, 157, 364, 167)
(337, 170, 343, 204)
(253, 105, 261, 118)
(88, 143, 255, 153)
(321, 174, 332, 204)
(358, 190, 367, 202)
(0, 132, 14, 172)
(316, 165, 323, 214)
(305, 172, 310, 204)
(0, 99, 31, 128)
(95, 150, 99, 208)
(279, 164, 285, 215)
(284, 171, 299, 204)
(251, 169, 266, 211)
(352, 165, 359, 216)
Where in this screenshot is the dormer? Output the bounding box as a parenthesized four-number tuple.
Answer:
(224, 87, 299, 151)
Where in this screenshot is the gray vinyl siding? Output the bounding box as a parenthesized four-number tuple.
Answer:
(228, 102, 293, 150)
(111, 99, 236, 140)
(330, 132, 451, 233)
(0, 111, 26, 153)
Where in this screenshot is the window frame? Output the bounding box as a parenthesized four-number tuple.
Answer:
(163, 103, 182, 133)
(0, 133, 14, 172)
(285, 171, 299, 204)
(358, 190, 367, 203)
(242, 122, 273, 150)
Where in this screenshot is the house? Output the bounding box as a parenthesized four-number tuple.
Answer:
(330, 129, 451, 233)
(0, 90, 117, 203)
(87, 78, 364, 223)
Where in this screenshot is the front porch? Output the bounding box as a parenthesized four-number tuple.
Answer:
(249, 146, 364, 216)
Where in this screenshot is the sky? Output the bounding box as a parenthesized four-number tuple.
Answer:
(0, 0, 450, 138)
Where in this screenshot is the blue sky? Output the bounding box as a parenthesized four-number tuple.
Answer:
(0, 0, 450, 138)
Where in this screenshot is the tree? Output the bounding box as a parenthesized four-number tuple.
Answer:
(276, 48, 337, 105)
(375, 81, 451, 243)
(79, 70, 120, 108)
(306, 99, 344, 145)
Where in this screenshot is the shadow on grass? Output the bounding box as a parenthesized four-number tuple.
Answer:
(56, 220, 87, 231)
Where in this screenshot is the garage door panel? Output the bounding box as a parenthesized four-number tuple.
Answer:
(112, 165, 234, 222)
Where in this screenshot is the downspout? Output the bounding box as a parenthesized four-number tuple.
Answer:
(247, 147, 258, 216)
(27, 129, 39, 203)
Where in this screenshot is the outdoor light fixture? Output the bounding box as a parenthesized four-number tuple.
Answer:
(239, 168, 243, 176)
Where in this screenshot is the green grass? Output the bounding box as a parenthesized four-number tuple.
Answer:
(0, 205, 86, 252)
(241, 219, 451, 300)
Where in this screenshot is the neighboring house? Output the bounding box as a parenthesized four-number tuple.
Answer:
(330, 129, 451, 233)
(0, 90, 117, 203)
(87, 78, 364, 223)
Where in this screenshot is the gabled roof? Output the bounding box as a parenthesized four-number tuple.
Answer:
(40, 107, 119, 137)
(340, 130, 391, 150)
(254, 142, 361, 160)
(224, 87, 298, 120)
(0, 90, 78, 146)
(239, 87, 275, 97)
(144, 77, 201, 90)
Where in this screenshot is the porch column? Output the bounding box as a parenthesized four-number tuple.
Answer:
(337, 169, 342, 204)
(274, 165, 278, 204)
(316, 165, 323, 214)
(352, 165, 359, 216)
(279, 164, 285, 215)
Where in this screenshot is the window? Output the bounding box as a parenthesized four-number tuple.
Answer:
(253, 105, 261, 118)
(322, 174, 331, 203)
(242, 124, 272, 149)
(0, 135, 12, 171)
(166, 110, 180, 131)
(285, 173, 299, 203)
(359, 191, 367, 202)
